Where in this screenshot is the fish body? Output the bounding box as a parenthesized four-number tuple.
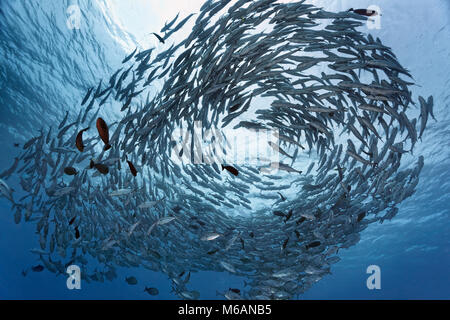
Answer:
(144, 287, 159, 296)
(0, 179, 14, 202)
(201, 233, 222, 241)
(125, 276, 138, 285)
(109, 189, 133, 197)
(75, 128, 89, 152)
(64, 167, 78, 176)
(222, 165, 239, 176)
(96, 118, 111, 151)
(126, 158, 137, 177)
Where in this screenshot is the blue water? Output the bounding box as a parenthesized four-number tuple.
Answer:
(0, 0, 449, 300)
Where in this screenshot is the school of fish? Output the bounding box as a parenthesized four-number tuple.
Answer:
(0, 0, 435, 300)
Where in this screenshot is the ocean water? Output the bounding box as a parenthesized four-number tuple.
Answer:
(0, 0, 449, 300)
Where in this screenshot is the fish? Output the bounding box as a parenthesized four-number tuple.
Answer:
(268, 141, 293, 159)
(126, 158, 138, 177)
(75, 128, 89, 152)
(81, 87, 94, 106)
(58, 111, 69, 130)
(151, 32, 165, 44)
(284, 209, 293, 222)
(31, 265, 44, 272)
(0, 0, 432, 302)
(273, 211, 286, 218)
(157, 216, 177, 226)
(0, 179, 14, 202)
(144, 287, 159, 296)
(221, 165, 239, 176)
(109, 189, 133, 197)
(96, 118, 111, 151)
(122, 48, 137, 64)
(69, 217, 76, 225)
(306, 241, 321, 249)
(0, 157, 20, 180)
(348, 8, 379, 17)
(220, 261, 236, 273)
(93, 163, 109, 175)
(125, 276, 138, 285)
(282, 237, 289, 250)
(64, 167, 78, 176)
(138, 198, 165, 209)
(75, 226, 80, 239)
(161, 13, 179, 33)
(270, 162, 302, 174)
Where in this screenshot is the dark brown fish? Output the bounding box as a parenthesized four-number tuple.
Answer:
(207, 249, 218, 255)
(75, 127, 89, 152)
(94, 163, 109, 175)
(96, 118, 111, 151)
(229, 103, 241, 113)
(357, 212, 366, 222)
(282, 237, 289, 250)
(126, 158, 137, 177)
(284, 209, 293, 222)
(273, 211, 285, 217)
(349, 8, 379, 16)
(296, 217, 306, 225)
(31, 265, 44, 272)
(75, 226, 80, 239)
(221, 165, 238, 176)
(306, 240, 321, 249)
(69, 216, 76, 225)
(64, 167, 78, 176)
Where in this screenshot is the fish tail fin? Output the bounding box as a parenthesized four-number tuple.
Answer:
(221, 164, 225, 171)
(104, 144, 112, 151)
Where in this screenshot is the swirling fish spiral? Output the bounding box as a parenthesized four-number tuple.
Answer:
(0, 0, 435, 300)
